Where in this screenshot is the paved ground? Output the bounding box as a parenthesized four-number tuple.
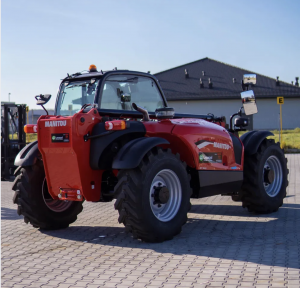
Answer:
(1, 154, 300, 288)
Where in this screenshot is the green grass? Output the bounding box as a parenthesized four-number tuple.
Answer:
(239, 128, 300, 150)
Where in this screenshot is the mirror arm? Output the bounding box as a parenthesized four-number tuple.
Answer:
(238, 106, 244, 115)
(35, 94, 51, 115)
(241, 80, 249, 91)
(229, 113, 238, 131)
(41, 105, 48, 115)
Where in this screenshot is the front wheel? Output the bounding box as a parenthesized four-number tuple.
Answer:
(12, 160, 83, 229)
(240, 139, 288, 213)
(114, 148, 192, 242)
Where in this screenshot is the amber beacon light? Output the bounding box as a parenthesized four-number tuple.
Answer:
(89, 64, 98, 72)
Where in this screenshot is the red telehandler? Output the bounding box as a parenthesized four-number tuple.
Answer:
(12, 66, 288, 242)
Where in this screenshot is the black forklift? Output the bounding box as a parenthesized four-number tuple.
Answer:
(1, 103, 27, 180)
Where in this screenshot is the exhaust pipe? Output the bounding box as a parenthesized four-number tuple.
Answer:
(132, 103, 150, 121)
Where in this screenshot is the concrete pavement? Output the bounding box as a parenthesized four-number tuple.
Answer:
(1, 154, 299, 287)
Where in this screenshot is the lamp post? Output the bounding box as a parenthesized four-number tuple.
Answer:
(8, 93, 11, 102)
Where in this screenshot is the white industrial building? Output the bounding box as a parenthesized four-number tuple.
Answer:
(154, 58, 300, 130)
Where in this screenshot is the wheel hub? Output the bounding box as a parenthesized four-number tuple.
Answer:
(264, 167, 275, 184)
(152, 183, 170, 205)
(263, 155, 283, 197)
(149, 169, 182, 222)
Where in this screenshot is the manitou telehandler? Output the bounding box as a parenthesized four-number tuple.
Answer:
(12, 66, 288, 242)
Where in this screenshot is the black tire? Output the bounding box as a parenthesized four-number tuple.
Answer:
(114, 148, 192, 242)
(12, 160, 83, 229)
(231, 194, 242, 202)
(240, 139, 288, 213)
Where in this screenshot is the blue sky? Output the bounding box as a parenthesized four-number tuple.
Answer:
(2, 0, 300, 109)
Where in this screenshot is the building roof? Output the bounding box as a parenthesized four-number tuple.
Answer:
(154, 57, 300, 101)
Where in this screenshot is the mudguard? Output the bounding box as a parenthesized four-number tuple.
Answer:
(240, 130, 274, 155)
(90, 121, 146, 170)
(112, 137, 169, 169)
(14, 141, 39, 167)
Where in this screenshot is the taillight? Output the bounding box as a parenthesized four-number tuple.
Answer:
(24, 125, 38, 133)
(105, 120, 126, 131)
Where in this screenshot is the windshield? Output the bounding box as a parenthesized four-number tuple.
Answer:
(56, 78, 100, 116)
(100, 75, 164, 112)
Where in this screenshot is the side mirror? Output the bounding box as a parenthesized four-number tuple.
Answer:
(35, 94, 51, 105)
(243, 74, 256, 85)
(241, 90, 258, 115)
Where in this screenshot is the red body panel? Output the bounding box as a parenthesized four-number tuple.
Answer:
(38, 111, 243, 202)
(145, 118, 243, 171)
(38, 108, 103, 201)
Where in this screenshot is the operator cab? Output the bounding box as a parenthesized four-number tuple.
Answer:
(55, 65, 168, 118)
(54, 65, 225, 124)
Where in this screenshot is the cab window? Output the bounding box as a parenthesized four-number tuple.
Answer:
(56, 78, 99, 116)
(100, 75, 164, 112)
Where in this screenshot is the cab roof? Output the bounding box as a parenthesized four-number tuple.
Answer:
(63, 69, 156, 81)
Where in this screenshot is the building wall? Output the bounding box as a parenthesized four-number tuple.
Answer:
(253, 98, 300, 130)
(26, 109, 54, 124)
(168, 98, 300, 130)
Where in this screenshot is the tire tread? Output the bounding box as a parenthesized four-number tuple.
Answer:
(114, 148, 192, 242)
(240, 139, 288, 213)
(12, 163, 83, 229)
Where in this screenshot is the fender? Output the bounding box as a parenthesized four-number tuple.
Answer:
(240, 130, 274, 155)
(14, 141, 39, 167)
(112, 137, 169, 169)
(229, 132, 242, 165)
(90, 121, 146, 170)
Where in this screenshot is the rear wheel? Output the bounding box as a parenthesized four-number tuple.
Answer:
(12, 160, 83, 229)
(114, 148, 192, 242)
(240, 139, 288, 213)
(231, 193, 242, 202)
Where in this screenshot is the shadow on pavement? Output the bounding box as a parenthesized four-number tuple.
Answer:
(1, 207, 22, 220)
(1, 176, 15, 182)
(40, 203, 300, 269)
(189, 202, 300, 216)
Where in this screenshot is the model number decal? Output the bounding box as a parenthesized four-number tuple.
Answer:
(195, 140, 231, 150)
(213, 142, 230, 150)
(45, 120, 67, 127)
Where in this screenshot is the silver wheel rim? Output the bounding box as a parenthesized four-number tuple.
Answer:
(263, 155, 283, 197)
(149, 169, 182, 222)
(42, 178, 72, 212)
